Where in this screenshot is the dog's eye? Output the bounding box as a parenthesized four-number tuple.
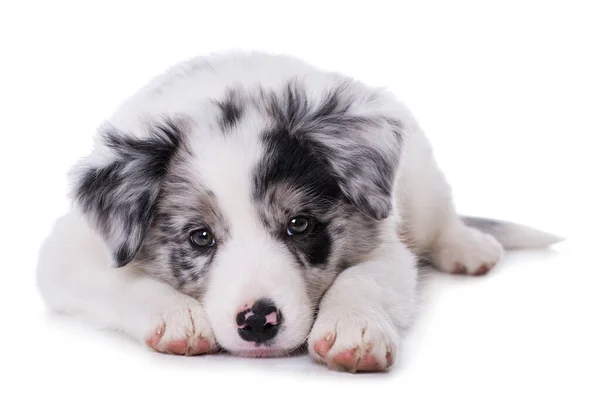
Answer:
(287, 216, 311, 236)
(189, 228, 216, 248)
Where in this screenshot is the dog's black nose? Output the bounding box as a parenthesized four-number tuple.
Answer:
(236, 298, 282, 343)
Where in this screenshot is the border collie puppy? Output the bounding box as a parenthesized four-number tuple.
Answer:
(37, 52, 561, 372)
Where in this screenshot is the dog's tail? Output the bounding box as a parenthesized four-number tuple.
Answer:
(460, 216, 564, 250)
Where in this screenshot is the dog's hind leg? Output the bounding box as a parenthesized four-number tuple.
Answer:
(396, 128, 505, 275)
(395, 127, 561, 275)
(36, 210, 216, 355)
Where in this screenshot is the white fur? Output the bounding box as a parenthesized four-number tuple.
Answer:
(36, 52, 558, 370)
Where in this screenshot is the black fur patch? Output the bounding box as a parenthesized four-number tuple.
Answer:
(253, 80, 403, 267)
(287, 220, 332, 266)
(137, 172, 228, 290)
(254, 126, 344, 202)
(264, 80, 353, 132)
(165, 236, 217, 287)
(74, 119, 184, 267)
(215, 90, 244, 131)
(261, 80, 403, 220)
(254, 124, 343, 268)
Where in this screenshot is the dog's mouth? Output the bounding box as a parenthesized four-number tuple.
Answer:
(226, 341, 308, 358)
(231, 348, 289, 358)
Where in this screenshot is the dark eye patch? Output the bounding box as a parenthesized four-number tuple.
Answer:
(165, 225, 219, 287)
(169, 246, 198, 271)
(141, 206, 224, 289)
(253, 124, 344, 269)
(285, 218, 332, 267)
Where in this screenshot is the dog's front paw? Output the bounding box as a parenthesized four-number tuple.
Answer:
(308, 311, 398, 373)
(431, 222, 504, 276)
(144, 301, 216, 356)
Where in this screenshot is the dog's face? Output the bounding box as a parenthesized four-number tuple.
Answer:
(73, 79, 403, 356)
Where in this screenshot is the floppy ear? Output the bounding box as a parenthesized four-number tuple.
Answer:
(303, 89, 404, 220)
(311, 121, 402, 220)
(71, 120, 183, 267)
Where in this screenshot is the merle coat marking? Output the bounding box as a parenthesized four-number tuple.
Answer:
(37, 52, 561, 370)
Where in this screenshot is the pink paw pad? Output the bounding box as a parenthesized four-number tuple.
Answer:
(313, 333, 335, 358)
(166, 338, 188, 355)
(315, 333, 389, 373)
(471, 264, 492, 276)
(145, 325, 165, 351)
(332, 349, 358, 370)
(452, 262, 467, 274)
(188, 336, 212, 355)
(145, 324, 211, 356)
(355, 353, 382, 372)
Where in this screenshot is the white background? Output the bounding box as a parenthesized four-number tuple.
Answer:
(1, 1, 599, 398)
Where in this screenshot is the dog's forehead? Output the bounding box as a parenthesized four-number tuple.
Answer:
(180, 82, 349, 220)
(183, 118, 265, 227)
(156, 71, 402, 234)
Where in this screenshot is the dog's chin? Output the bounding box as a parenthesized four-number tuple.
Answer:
(229, 347, 293, 358)
(226, 340, 308, 358)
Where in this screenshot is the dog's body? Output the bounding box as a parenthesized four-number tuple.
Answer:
(37, 53, 560, 371)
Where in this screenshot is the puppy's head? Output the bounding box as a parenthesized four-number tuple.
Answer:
(72, 78, 403, 356)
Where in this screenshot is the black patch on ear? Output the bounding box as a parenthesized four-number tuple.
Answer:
(74, 119, 184, 267)
(254, 126, 344, 202)
(215, 90, 244, 131)
(329, 145, 398, 220)
(259, 80, 403, 221)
